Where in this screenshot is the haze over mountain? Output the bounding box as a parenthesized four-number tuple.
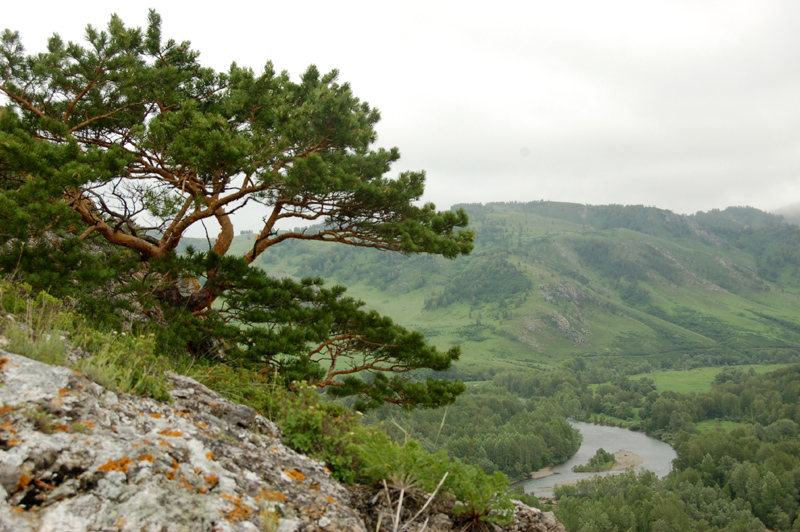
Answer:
(773, 202, 800, 226)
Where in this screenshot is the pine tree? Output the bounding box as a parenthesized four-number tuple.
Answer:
(0, 11, 473, 408)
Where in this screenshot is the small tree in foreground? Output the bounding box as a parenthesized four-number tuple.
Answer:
(0, 11, 473, 408)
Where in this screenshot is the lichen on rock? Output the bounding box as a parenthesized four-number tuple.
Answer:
(0, 351, 566, 532)
(0, 351, 365, 532)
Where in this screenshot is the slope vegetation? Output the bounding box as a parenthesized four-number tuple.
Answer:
(185, 202, 800, 377)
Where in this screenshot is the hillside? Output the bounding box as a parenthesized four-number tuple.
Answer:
(182, 202, 800, 378)
(0, 349, 565, 532)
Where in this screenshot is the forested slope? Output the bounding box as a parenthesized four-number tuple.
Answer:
(185, 202, 800, 377)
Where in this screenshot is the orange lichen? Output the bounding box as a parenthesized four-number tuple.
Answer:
(84, 421, 94, 428)
(165, 459, 181, 481)
(179, 475, 193, 490)
(203, 475, 219, 487)
(310, 483, 320, 490)
(6, 439, 22, 446)
(173, 411, 191, 417)
(98, 457, 132, 473)
(327, 496, 335, 503)
(138, 454, 155, 463)
(0, 357, 8, 371)
(58, 388, 68, 396)
(220, 494, 252, 522)
(16, 473, 31, 491)
(283, 469, 306, 482)
(0, 421, 17, 435)
(0, 405, 15, 415)
(158, 429, 183, 437)
(158, 441, 172, 448)
(195, 422, 207, 428)
(257, 489, 287, 502)
(149, 412, 163, 419)
(10, 506, 23, 514)
(206, 452, 214, 460)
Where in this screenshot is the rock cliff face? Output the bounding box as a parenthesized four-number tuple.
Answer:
(0, 352, 564, 532)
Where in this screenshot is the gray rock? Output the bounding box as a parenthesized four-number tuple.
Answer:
(0, 351, 365, 532)
(0, 351, 567, 532)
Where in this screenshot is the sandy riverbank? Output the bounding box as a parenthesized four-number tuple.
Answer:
(528, 467, 556, 480)
(611, 450, 643, 471)
(528, 450, 643, 480)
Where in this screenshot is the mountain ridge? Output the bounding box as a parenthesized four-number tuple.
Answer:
(184, 201, 800, 376)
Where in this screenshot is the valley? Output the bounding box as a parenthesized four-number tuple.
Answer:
(189, 201, 800, 379)
(178, 201, 800, 530)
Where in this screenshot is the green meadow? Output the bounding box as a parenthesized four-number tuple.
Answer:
(645, 364, 792, 393)
(696, 419, 749, 433)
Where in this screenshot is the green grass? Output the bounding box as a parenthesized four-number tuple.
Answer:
(0, 280, 173, 401)
(645, 364, 792, 393)
(696, 419, 748, 433)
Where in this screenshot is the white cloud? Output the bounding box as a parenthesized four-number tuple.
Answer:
(5, 0, 800, 227)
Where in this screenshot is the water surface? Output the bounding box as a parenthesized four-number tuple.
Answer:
(520, 420, 676, 497)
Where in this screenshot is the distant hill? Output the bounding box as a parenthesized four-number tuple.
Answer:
(182, 202, 800, 378)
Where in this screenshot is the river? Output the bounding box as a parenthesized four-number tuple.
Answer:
(519, 420, 677, 497)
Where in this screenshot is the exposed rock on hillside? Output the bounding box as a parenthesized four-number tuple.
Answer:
(0, 352, 365, 532)
(0, 352, 565, 531)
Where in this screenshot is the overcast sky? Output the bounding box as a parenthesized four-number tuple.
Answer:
(5, 0, 800, 222)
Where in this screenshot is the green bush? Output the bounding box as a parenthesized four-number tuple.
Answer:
(74, 332, 172, 402)
(187, 364, 373, 484)
(448, 460, 515, 526)
(573, 447, 616, 472)
(0, 280, 171, 401)
(357, 437, 515, 526)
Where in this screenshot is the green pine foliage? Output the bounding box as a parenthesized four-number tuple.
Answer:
(0, 11, 474, 408)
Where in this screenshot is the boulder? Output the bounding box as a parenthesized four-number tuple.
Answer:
(0, 352, 365, 531)
(0, 352, 566, 532)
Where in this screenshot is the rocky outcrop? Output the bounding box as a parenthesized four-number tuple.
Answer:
(0, 352, 365, 531)
(0, 352, 565, 531)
